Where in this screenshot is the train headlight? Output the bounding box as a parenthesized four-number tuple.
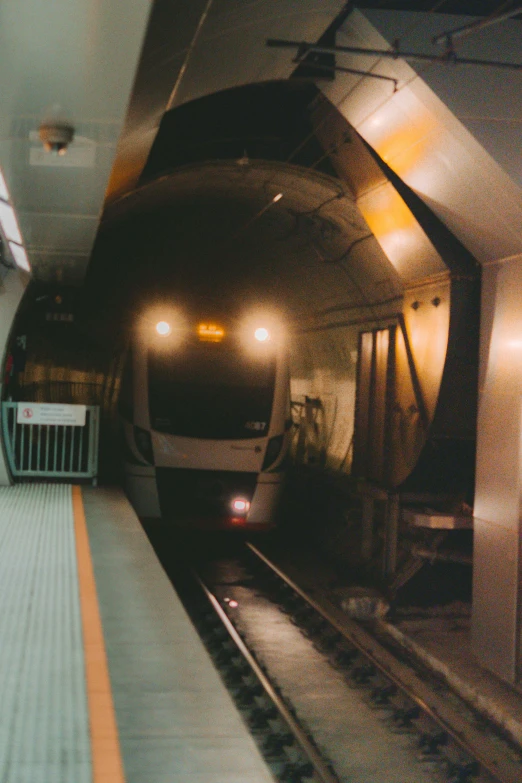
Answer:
(156, 320, 171, 336)
(240, 311, 284, 352)
(231, 497, 250, 515)
(254, 327, 270, 343)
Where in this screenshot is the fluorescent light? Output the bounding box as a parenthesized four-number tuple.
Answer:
(0, 201, 22, 243)
(0, 169, 9, 202)
(9, 242, 31, 272)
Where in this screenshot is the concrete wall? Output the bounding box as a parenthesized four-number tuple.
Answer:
(290, 325, 359, 471)
(0, 267, 28, 484)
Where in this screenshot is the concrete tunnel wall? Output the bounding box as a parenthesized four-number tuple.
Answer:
(289, 325, 359, 471)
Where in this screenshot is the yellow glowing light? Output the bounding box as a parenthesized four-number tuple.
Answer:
(272, 192, 283, 203)
(254, 327, 270, 342)
(156, 321, 171, 336)
(198, 323, 225, 342)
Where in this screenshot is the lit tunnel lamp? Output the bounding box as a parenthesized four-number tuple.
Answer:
(0, 168, 31, 273)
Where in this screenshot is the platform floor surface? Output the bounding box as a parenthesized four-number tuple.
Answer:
(0, 483, 275, 783)
(0, 484, 91, 783)
(83, 486, 276, 783)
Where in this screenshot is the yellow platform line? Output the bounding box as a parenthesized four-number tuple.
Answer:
(73, 485, 126, 783)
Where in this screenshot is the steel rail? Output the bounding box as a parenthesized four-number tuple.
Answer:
(247, 542, 522, 783)
(195, 573, 340, 783)
(266, 38, 522, 71)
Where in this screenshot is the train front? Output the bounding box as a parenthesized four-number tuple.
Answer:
(120, 310, 290, 529)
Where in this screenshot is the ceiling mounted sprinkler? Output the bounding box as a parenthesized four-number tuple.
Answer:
(38, 121, 75, 156)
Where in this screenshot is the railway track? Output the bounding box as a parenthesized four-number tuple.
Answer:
(149, 530, 522, 783)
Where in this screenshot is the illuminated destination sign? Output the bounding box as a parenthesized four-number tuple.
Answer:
(17, 402, 87, 426)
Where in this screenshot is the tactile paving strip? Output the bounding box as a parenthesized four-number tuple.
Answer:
(0, 484, 91, 783)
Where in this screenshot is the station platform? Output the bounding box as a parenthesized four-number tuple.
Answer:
(0, 483, 275, 783)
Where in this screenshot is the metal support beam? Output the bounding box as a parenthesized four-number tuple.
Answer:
(433, 6, 522, 46)
(267, 38, 522, 71)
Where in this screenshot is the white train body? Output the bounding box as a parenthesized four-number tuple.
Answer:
(120, 314, 291, 529)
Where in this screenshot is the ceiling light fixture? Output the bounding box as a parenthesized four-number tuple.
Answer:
(0, 169, 9, 202)
(0, 202, 22, 244)
(8, 242, 30, 272)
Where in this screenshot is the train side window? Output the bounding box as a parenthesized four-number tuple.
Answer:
(118, 351, 134, 421)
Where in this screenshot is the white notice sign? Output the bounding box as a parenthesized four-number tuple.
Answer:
(17, 403, 87, 427)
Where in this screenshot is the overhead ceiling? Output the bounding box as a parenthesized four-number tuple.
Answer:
(2, 0, 521, 291)
(1, 0, 353, 284)
(354, 1, 522, 15)
(105, 0, 348, 205)
(0, 0, 153, 282)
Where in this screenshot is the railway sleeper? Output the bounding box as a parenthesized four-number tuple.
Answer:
(333, 645, 359, 667)
(350, 663, 377, 684)
(235, 684, 265, 707)
(391, 704, 421, 729)
(312, 630, 342, 653)
(290, 607, 317, 626)
(370, 683, 398, 705)
(446, 759, 481, 782)
(280, 760, 315, 782)
(249, 705, 279, 729)
(263, 732, 296, 753)
(418, 729, 449, 756)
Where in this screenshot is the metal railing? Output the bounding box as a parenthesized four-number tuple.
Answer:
(1, 403, 100, 483)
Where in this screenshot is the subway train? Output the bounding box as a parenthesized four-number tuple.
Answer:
(119, 309, 291, 529)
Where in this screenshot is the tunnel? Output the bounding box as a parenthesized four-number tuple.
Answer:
(4, 78, 480, 607)
(2, 1, 522, 685)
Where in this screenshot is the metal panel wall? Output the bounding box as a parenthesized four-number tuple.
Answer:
(473, 259, 522, 683)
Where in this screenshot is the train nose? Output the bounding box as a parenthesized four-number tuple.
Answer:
(155, 468, 257, 525)
(204, 479, 225, 500)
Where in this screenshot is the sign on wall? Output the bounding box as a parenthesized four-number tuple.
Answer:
(17, 402, 87, 427)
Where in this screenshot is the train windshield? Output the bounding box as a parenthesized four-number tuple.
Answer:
(148, 341, 276, 439)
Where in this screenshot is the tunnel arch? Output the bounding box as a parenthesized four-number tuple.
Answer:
(83, 72, 481, 497)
